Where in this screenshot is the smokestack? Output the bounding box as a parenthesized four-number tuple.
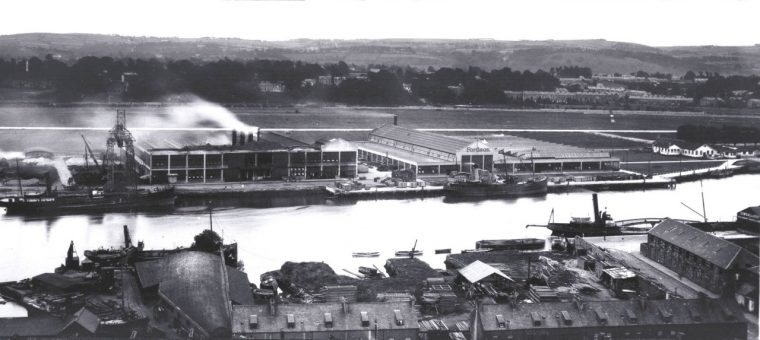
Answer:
(248, 133, 254, 143)
(123, 225, 132, 248)
(257, 129, 261, 141)
(393, 115, 398, 126)
(239, 133, 246, 146)
(592, 193, 600, 224)
(232, 130, 237, 146)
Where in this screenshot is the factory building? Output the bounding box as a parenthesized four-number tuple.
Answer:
(136, 131, 357, 184)
(356, 125, 619, 176)
(640, 219, 760, 296)
(473, 298, 747, 340)
(231, 301, 419, 340)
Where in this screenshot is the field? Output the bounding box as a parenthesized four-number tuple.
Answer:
(1, 105, 760, 155)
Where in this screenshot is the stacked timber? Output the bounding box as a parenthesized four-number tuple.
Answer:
(316, 285, 357, 303)
(376, 292, 413, 303)
(528, 285, 559, 302)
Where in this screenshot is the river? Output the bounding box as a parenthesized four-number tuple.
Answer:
(0, 174, 758, 286)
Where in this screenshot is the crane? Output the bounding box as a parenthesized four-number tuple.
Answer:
(81, 135, 103, 172)
(104, 109, 137, 192)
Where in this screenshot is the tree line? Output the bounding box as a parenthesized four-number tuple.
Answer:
(1, 56, 758, 105)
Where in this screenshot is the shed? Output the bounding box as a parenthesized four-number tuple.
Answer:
(458, 260, 514, 284)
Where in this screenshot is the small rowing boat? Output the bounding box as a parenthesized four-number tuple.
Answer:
(352, 252, 380, 258)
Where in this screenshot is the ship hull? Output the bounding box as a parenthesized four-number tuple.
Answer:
(445, 177, 548, 197)
(1, 187, 176, 215)
(546, 223, 646, 237)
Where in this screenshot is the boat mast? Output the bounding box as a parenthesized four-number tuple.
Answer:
(700, 179, 708, 223)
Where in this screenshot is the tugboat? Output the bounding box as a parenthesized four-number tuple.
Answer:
(444, 162, 547, 198)
(0, 109, 176, 215)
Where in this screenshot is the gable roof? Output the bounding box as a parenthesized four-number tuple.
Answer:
(648, 219, 742, 270)
(458, 260, 514, 283)
(228, 267, 255, 305)
(158, 251, 232, 337)
(62, 307, 99, 334)
(370, 125, 472, 155)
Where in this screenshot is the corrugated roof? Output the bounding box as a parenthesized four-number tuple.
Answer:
(370, 125, 471, 154)
(232, 302, 418, 334)
(480, 298, 745, 331)
(135, 259, 163, 288)
(458, 260, 514, 283)
(355, 141, 451, 165)
(228, 267, 255, 305)
(648, 219, 742, 270)
(158, 251, 232, 337)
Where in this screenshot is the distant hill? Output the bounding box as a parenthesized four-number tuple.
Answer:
(1, 33, 759, 76)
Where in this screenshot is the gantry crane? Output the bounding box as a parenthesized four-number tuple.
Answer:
(104, 109, 137, 192)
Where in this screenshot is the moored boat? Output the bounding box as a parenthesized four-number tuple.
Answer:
(475, 238, 546, 251)
(352, 252, 380, 258)
(444, 164, 547, 198)
(1, 186, 176, 215)
(395, 250, 423, 257)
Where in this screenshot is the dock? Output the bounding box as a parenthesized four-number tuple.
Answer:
(325, 185, 445, 198)
(547, 177, 674, 192)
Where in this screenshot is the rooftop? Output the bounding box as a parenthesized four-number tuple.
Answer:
(157, 251, 232, 337)
(370, 125, 472, 155)
(648, 219, 742, 270)
(479, 298, 745, 331)
(458, 260, 514, 283)
(355, 141, 451, 165)
(232, 302, 418, 334)
(0, 316, 66, 337)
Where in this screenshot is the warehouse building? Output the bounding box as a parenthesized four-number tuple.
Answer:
(473, 298, 747, 340)
(136, 131, 357, 184)
(133, 251, 252, 339)
(356, 125, 619, 176)
(640, 219, 760, 296)
(231, 301, 419, 340)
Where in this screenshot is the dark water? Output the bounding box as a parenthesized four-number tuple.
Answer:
(1, 175, 758, 285)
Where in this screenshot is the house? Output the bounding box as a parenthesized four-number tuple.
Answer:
(258, 81, 286, 93)
(651, 139, 685, 156)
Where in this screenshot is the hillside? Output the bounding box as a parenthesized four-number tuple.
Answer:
(1, 33, 759, 75)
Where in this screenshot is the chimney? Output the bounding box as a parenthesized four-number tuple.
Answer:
(239, 133, 246, 146)
(269, 297, 278, 316)
(393, 115, 398, 126)
(257, 129, 261, 141)
(123, 225, 132, 248)
(232, 130, 237, 146)
(592, 193, 600, 224)
(248, 133, 254, 143)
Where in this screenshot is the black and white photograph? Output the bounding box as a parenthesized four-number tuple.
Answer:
(0, 0, 758, 338)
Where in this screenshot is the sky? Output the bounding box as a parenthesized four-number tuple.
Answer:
(0, 0, 758, 46)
